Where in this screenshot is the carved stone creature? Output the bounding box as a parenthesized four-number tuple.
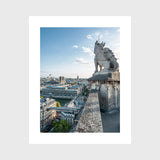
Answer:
(94, 41, 119, 75)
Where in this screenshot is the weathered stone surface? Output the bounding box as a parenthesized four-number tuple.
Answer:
(98, 82, 120, 112)
(75, 93, 103, 132)
(88, 75, 120, 112)
(88, 71, 120, 82)
(88, 73, 112, 82)
(84, 41, 120, 132)
(101, 111, 120, 132)
(88, 71, 120, 112)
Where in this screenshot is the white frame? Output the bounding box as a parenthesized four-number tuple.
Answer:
(29, 16, 131, 144)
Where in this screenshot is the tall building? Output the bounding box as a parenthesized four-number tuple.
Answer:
(77, 75, 79, 82)
(59, 76, 65, 84)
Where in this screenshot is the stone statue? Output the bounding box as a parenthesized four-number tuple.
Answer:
(94, 41, 119, 75)
(88, 41, 120, 114)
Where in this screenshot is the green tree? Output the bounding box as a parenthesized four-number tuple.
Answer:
(82, 88, 89, 96)
(85, 89, 89, 95)
(52, 120, 70, 132)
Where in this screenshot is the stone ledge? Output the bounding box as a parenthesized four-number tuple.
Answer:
(75, 92, 103, 132)
(88, 73, 112, 81)
(88, 71, 120, 82)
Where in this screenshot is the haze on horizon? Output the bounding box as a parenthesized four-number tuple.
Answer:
(40, 27, 120, 78)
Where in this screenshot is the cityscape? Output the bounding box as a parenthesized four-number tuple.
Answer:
(40, 28, 120, 133)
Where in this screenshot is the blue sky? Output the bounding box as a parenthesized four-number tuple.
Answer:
(40, 27, 120, 78)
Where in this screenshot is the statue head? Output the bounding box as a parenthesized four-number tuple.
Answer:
(94, 41, 105, 54)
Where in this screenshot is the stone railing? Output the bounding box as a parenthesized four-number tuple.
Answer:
(75, 92, 103, 132)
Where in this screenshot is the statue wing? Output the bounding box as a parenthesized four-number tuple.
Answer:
(103, 48, 119, 71)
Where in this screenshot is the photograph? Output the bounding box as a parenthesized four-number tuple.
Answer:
(40, 27, 120, 133)
(2, 0, 159, 158)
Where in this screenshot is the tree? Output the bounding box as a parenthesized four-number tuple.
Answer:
(52, 120, 70, 132)
(82, 88, 89, 96)
(85, 88, 89, 95)
(56, 101, 61, 107)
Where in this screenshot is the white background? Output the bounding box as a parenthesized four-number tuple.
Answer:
(0, 0, 159, 159)
(29, 16, 131, 144)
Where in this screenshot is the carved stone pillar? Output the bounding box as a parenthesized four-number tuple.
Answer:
(95, 82, 100, 91)
(113, 84, 117, 108)
(98, 83, 108, 112)
(107, 83, 110, 100)
(113, 83, 119, 109)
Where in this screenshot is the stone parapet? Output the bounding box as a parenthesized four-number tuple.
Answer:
(98, 82, 120, 112)
(75, 92, 103, 132)
(88, 71, 120, 113)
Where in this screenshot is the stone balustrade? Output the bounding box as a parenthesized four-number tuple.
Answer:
(75, 92, 103, 132)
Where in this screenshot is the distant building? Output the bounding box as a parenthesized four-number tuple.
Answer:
(78, 79, 89, 86)
(59, 76, 65, 84)
(40, 98, 57, 131)
(68, 84, 82, 92)
(41, 84, 82, 98)
(77, 76, 79, 82)
(40, 77, 59, 85)
(61, 112, 75, 125)
(49, 78, 59, 84)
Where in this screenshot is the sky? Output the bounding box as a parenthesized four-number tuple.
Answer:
(40, 27, 120, 78)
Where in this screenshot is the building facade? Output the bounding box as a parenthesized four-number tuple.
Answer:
(61, 112, 75, 125)
(41, 84, 82, 98)
(59, 76, 65, 84)
(40, 98, 57, 131)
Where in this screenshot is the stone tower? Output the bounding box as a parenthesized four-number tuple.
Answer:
(59, 76, 65, 84)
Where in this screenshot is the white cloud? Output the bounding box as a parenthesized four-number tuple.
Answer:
(95, 32, 103, 40)
(73, 45, 78, 48)
(99, 34, 103, 39)
(75, 58, 89, 64)
(117, 28, 120, 32)
(87, 35, 93, 40)
(82, 46, 94, 56)
(95, 32, 100, 36)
